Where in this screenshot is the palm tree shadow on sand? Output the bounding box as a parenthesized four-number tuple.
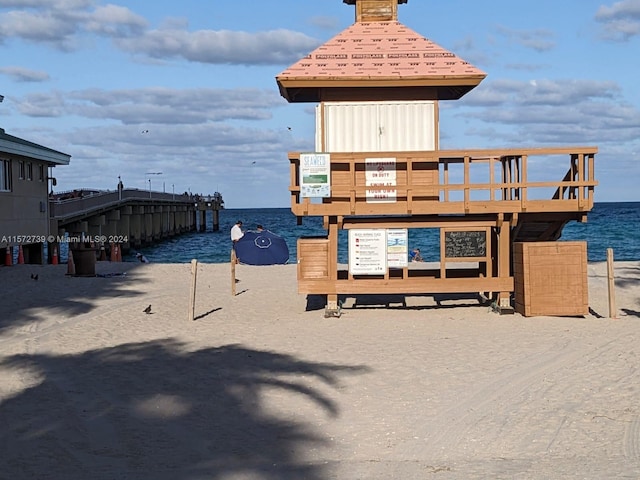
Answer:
(0, 340, 369, 480)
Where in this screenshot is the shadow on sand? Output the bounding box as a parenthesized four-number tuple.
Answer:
(0, 339, 369, 479)
(0, 262, 146, 334)
(305, 292, 488, 312)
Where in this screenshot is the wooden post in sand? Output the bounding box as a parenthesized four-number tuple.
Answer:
(607, 248, 617, 319)
(188, 259, 198, 321)
(231, 249, 236, 296)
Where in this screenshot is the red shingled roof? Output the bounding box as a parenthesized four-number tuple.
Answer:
(277, 21, 486, 103)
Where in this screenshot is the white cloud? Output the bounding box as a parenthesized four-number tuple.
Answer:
(84, 4, 147, 37)
(308, 15, 340, 30)
(0, 1, 319, 63)
(14, 87, 286, 123)
(114, 28, 320, 65)
(447, 78, 640, 146)
(494, 25, 556, 52)
(0, 65, 49, 82)
(0, 9, 79, 49)
(466, 78, 621, 107)
(0, 0, 145, 49)
(0, 0, 93, 8)
(596, 0, 640, 41)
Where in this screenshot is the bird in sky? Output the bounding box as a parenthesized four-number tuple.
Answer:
(143, 305, 152, 314)
(141, 129, 149, 134)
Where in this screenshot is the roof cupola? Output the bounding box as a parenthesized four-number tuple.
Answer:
(343, 0, 407, 23)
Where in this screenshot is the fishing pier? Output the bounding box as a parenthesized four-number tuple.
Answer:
(48, 188, 224, 262)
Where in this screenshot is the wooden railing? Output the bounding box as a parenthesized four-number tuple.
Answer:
(288, 147, 597, 217)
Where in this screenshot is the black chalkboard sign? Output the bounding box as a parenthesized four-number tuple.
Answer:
(444, 230, 487, 258)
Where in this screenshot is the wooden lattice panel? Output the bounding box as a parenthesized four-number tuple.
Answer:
(513, 242, 588, 317)
(297, 238, 330, 281)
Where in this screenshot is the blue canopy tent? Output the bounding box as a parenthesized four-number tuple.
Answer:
(234, 231, 289, 265)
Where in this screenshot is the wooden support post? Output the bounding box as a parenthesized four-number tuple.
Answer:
(570, 155, 577, 199)
(325, 217, 341, 317)
(463, 155, 470, 212)
(514, 156, 520, 200)
(521, 154, 528, 209)
(607, 248, 617, 319)
(588, 153, 595, 205)
(439, 228, 447, 279)
(188, 259, 198, 321)
(231, 249, 237, 296)
(489, 156, 495, 201)
(443, 160, 450, 202)
(350, 161, 356, 214)
(496, 219, 514, 314)
(502, 157, 510, 200)
(578, 153, 585, 209)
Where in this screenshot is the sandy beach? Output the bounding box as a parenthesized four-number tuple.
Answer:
(1, 260, 639, 479)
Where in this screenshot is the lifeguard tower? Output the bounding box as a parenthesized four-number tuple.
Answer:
(276, 0, 597, 317)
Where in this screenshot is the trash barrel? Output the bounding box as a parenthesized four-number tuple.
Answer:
(72, 247, 97, 276)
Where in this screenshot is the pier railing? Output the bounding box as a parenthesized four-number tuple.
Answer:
(50, 189, 213, 221)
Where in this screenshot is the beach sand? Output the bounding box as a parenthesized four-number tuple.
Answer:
(1, 260, 639, 479)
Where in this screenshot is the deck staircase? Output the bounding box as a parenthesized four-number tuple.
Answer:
(512, 215, 571, 242)
(511, 158, 592, 243)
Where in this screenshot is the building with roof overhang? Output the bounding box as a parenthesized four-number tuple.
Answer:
(277, 0, 486, 103)
(0, 122, 71, 264)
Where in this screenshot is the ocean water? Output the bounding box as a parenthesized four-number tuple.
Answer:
(132, 202, 640, 264)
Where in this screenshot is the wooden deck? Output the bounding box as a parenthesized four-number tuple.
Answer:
(289, 146, 598, 315)
(288, 147, 597, 217)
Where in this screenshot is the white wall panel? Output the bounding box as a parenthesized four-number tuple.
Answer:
(316, 101, 438, 153)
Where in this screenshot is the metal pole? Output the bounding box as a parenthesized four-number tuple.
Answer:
(145, 172, 162, 199)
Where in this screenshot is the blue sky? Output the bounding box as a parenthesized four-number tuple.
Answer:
(1, 0, 639, 208)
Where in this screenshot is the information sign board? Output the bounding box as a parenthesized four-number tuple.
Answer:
(386, 228, 408, 268)
(349, 229, 387, 275)
(365, 157, 396, 203)
(300, 153, 331, 198)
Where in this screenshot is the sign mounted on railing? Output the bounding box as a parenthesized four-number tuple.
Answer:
(300, 153, 331, 198)
(349, 229, 387, 275)
(444, 230, 487, 258)
(386, 228, 408, 268)
(366, 157, 396, 203)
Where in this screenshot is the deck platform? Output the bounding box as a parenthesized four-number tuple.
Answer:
(289, 147, 597, 315)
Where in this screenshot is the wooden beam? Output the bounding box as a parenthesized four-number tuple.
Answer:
(497, 218, 511, 309)
(298, 276, 514, 295)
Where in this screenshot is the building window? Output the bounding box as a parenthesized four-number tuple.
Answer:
(0, 159, 11, 191)
(27, 162, 33, 180)
(18, 160, 25, 180)
(39, 164, 45, 182)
